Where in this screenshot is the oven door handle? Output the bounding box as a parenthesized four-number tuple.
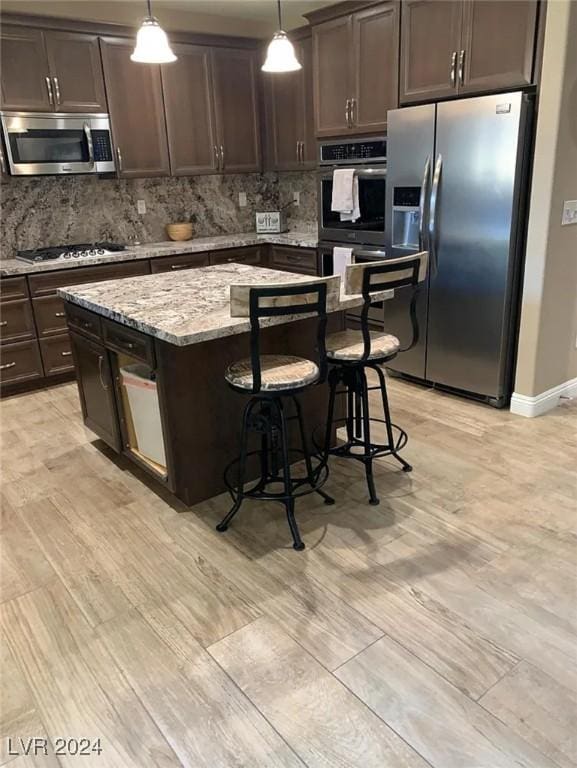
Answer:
(353, 249, 388, 260)
(83, 123, 95, 168)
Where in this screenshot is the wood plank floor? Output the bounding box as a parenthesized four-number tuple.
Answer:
(1, 376, 576, 767)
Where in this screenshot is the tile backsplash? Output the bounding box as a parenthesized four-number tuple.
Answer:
(0, 170, 317, 258)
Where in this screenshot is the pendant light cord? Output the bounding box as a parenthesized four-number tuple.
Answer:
(277, 0, 282, 30)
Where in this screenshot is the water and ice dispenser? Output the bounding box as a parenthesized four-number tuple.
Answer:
(392, 187, 421, 250)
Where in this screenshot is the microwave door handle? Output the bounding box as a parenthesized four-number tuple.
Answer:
(83, 123, 95, 167)
(419, 155, 431, 250)
(428, 154, 442, 275)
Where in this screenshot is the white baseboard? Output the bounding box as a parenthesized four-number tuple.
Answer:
(510, 377, 577, 417)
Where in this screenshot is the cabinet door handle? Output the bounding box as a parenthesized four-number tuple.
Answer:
(54, 311, 66, 318)
(116, 146, 123, 173)
(214, 145, 220, 170)
(61, 351, 72, 357)
(45, 76, 54, 106)
(350, 98, 356, 127)
(0, 146, 6, 175)
(458, 50, 465, 86)
(345, 99, 351, 128)
(98, 355, 109, 390)
(450, 51, 457, 87)
(219, 145, 224, 170)
(52, 76, 61, 106)
(170, 263, 192, 270)
(0, 361, 16, 370)
(0, 320, 7, 327)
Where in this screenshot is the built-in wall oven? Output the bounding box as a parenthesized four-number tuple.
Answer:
(318, 137, 387, 246)
(0, 112, 115, 175)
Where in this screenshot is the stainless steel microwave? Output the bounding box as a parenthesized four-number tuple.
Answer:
(0, 112, 115, 176)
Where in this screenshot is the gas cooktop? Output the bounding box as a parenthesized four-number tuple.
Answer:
(16, 242, 126, 264)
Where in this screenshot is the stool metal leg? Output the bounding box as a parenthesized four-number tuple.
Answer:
(274, 398, 305, 551)
(374, 364, 412, 473)
(292, 396, 334, 506)
(217, 398, 254, 532)
(323, 368, 339, 458)
(359, 367, 379, 505)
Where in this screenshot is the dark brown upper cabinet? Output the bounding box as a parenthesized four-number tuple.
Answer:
(211, 48, 261, 173)
(0, 25, 106, 113)
(312, 2, 399, 138)
(400, 0, 539, 104)
(459, 1, 538, 95)
(100, 37, 170, 179)
(264, 35, 316, 171)
(44, 31, 107, 112)
(162, 43, 219, 175)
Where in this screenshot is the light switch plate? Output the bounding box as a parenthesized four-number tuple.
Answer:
(238, 192, 247, 208)
(561, 200, 577, 225)
(137, 199, 146, 215)
(293, 191, 300, 206)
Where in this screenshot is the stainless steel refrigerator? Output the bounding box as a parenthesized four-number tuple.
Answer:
(384, 91, 533, 407)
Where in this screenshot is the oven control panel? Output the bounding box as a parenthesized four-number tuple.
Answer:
(319, 138, 387, 165)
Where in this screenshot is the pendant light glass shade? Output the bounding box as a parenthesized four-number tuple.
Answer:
(261, 1, 301, 73)
(131, 3, 176, 64)
(262, 31, 302, 72)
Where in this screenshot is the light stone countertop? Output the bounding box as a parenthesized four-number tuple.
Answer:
(0, 231, 319, 276)
(58, 263, 392, 347)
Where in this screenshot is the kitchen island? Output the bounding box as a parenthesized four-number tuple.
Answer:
(59, 263, 386, 506)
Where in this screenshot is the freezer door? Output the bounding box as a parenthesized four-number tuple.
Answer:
(426, 92, 529, 399)
(384, 103, 435, 379)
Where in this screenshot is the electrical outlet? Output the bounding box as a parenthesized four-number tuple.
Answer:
(293, 191, 300, 206)
(238, 192, 247, 208)
(137, 199, 146, 215)
(561, 200, 577, 226)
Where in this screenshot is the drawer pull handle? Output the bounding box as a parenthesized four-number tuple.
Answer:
(0, 362, 16, 370)
(170, 264, 192, 270)
(0, 321, 7, 327)
(61, 351, 72, 357)
(54, 312, 66, 318)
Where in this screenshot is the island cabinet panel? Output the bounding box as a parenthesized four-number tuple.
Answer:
(0, 26, 52, 111)
(211, 48, 261, 173)
(69, 330, 121, 452)
(459, 1, 538, 95)
(150, 252, 210, 274)
(209, 246, 265, 266)
(100, 37, 170, 178)
(312, 15, 352, 137)
(161, 44, 219, 176)
(352, 3, 399, 134)
(264, 36, 315, 171)
(43, 30, 107, 113)
(400, 0, 463, 104)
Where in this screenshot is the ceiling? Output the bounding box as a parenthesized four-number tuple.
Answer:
(0, 0, 334, 37)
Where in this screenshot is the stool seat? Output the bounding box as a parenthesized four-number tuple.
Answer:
(225, 354, 320, 392)
(326, 329, 400, 362)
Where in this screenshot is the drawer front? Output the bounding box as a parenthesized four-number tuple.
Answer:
(209, 246, 264, 266)
(0, 339, 43, 386)
(33, 295, 68, 337)
(39, 333, 75, 376)
(65, 303, 102, 341)
(0, 299, 36, 344)
(270, 246, 318, 275)
(102, 319, 155, 366)
(150, 252, 210, 274)
(29, 259, 151, 297)
(0, 276, 28, 303)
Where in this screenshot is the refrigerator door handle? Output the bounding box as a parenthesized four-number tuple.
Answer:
(419, 154, 431, 250)
(428, 153, 443, 275)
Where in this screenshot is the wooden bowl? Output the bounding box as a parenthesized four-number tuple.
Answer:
(166, 222, 194, 241)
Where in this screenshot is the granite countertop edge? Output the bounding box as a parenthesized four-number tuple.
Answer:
(0, 231, 319, 276)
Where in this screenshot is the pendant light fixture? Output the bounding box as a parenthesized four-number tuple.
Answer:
(262, 0, 302, 73)
(131, 0, 177, 64)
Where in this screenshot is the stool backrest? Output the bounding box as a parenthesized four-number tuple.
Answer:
(344, 251, 429, 361)
(230, 276, 341, 393)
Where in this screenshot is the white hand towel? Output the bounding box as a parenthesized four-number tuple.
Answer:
(331, 169, 355, 213)
(333, 246, 353, 279)
(339, 174, 360, 222)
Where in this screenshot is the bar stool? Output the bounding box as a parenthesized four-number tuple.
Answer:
(217, 277, 339, 551)
(321, 252, 429, 505)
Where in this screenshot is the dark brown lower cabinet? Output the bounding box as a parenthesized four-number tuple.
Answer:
(150, 252, 210, 274)
(39, 334, 74, 376)
(209, 246, 264, 266)
(269, 245, 318, 275)
(69, 331, 120, 452)
(0, 339, 43, 386)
